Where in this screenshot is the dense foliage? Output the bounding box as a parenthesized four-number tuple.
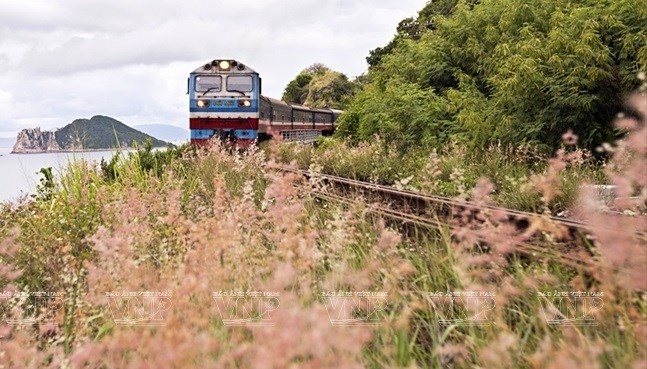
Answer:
(340, 0, 647, 152)
(366, 0, 464, 68)
(55, 115, 168, 150)
(282, 64, 357, 109)
(100, 140, 185, 181)
(281, 70, 314, 104)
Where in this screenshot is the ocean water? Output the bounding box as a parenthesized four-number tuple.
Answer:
(0, 147, 124, 203)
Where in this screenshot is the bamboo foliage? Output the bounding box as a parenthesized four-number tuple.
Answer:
(338, 0, 647, 152)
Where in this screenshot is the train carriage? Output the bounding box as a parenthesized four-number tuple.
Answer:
(259, 96, 292, 134)
(313, 107, 336, 133)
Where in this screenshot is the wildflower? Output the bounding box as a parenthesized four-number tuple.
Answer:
(562, 130, 578, 146)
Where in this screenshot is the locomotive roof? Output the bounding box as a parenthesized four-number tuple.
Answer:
(192, 59, 257, 74)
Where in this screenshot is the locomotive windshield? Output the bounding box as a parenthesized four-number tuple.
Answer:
(226, 75, 253, 93)
(195, 76, 222, 92)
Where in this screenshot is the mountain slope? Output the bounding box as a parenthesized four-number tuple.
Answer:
(55, 115, 168, 149)
(132, 124, 189, 143)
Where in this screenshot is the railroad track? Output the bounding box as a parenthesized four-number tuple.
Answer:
(272, 166, 647, 271)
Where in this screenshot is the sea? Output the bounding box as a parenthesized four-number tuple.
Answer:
(0, 147, 125, 203)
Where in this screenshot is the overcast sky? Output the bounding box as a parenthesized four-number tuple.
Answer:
(0, 0, 426, 138)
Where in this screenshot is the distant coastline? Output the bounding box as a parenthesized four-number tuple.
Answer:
(11, 116, 170, 154)
(9, 146, 169, 155)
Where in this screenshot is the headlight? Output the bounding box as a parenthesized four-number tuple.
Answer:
(197, 100, 208, 107)
(239, 100, 251, 107)
(218, 60, 231, 70)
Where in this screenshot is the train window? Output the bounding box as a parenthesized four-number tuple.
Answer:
(226, 75, 253, 92)
(195, 76, 222, 92)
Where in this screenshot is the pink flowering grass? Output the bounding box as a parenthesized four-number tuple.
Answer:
(0, 92, 645, 368)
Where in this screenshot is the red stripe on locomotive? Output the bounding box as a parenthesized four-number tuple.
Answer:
(190, 118, 259, 130)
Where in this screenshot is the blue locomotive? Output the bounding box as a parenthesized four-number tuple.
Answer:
(189, 59, 341, 147)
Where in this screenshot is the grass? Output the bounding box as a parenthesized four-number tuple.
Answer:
(0, 109, 645, 368)
(272, 137, 607, 214)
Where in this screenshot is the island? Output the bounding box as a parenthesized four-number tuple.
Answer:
(11, 115, 169, 153)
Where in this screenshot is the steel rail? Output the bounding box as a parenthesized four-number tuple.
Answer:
(311, 190, 593, 270)
(274, 166, 646, 240)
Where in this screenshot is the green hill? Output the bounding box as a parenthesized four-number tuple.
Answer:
(55, 115, 168, 150)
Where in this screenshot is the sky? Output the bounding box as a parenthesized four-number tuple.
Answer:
(0, 0, 427, 138)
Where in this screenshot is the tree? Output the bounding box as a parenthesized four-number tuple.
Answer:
(282, 72, 313, 105)
(366, 0, 461, 68)
(282, 64, 357, 109)
(343, 0, 647, 152)
(304, 63, 329, 75)
(304, 70, 356, 109)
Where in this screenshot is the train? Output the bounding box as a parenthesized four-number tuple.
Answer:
(188, 59, 342, 147)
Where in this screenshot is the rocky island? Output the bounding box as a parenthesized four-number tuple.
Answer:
(12, 115, 168, 153)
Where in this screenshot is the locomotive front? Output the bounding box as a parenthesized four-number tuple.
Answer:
(188, 59, 260, 147)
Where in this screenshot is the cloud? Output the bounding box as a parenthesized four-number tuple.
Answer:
(0, 0, 427, 133)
